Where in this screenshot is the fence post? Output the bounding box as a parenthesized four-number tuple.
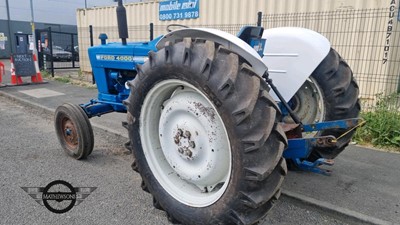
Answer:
(89, 25, 95, 84)
(150, 23, 154, 41)
(257, 12, 262, 27)
(71, 33, 75, 68)
(48, 27, 54, 77)
(89, 25, 94, 47)
(35, 28, 43, 70)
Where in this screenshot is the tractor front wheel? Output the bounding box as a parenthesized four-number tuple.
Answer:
(125, 39, 287, 224)
(54, 103, 94, 159)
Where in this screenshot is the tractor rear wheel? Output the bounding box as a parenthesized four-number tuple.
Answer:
(54, 103, 94, 159)
(125, 39, 287, 224)
(285, 48, 360, 160)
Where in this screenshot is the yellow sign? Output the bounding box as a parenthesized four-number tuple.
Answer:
(0, 33, 7, 41)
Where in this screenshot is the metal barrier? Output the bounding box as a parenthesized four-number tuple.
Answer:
(262, 8, 400, 109)
(79, 9, 400, 109)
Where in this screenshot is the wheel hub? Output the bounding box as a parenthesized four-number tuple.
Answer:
(158, 88, 229, 190)
(285, 78, 325, 124)
(62, 119, 78, 149)
(174, 129, 196, 159)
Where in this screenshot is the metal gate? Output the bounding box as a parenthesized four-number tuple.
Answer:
(36, 28, 79, 76)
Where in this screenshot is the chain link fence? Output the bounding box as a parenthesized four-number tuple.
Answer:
(78, 7, 400, 109)
(263, 8, 400, 109)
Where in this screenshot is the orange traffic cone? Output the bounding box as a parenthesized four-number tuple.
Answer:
(10, 57, 22, 85)
(0, 61, 4, 84)
(31, 54, 43, 83)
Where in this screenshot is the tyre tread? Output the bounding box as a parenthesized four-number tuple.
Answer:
(310, 48, 360, 159)
(127, 39, 287, 225)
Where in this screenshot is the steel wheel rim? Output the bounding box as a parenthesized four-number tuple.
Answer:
(285, 77, 325, 125)
(61, 117, 78, 150)
(140, 79, 232, 207)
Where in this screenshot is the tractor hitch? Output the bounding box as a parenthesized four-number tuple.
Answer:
(283, 118, 364, 175)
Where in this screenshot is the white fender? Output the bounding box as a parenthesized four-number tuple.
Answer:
(262, 27, 331, 101)
(156, 28, 268, 76)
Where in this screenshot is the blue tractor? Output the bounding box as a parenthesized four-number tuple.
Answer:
(54, 1, 362, 224)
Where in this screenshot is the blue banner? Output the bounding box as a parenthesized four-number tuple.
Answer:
(159, 0, 200, 21)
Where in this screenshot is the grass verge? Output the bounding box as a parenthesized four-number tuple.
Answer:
(40, 70, 96, 89)
(354, 93, 400, 152)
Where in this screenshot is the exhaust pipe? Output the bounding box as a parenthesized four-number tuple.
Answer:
(116, 0, 129, 45)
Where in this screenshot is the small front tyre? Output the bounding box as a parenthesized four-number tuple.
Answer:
(54, 103, 94, 159)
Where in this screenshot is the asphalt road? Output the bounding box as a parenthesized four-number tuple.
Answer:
(0, 96, 350, 225)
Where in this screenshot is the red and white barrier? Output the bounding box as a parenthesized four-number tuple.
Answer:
(31, 54, 43, 83)
(0, 61, 5, 86)
(10, 56, 23, 85)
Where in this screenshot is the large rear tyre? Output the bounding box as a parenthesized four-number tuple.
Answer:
(126, 39, 287, 224)
(285, 48, 360, 160)
(54, 103, 94, 159)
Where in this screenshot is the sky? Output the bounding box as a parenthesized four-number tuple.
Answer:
(0, 0, 142, 25)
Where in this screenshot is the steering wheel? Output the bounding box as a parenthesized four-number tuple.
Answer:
(166, 24, 190, 32)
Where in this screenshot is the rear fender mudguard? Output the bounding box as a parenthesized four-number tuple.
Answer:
(156, 27, 331, 103)
(156, 28, 268, 76)
(262, 27, 331, 101)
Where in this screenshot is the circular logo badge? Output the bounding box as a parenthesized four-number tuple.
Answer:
(42, 180, 76, 214)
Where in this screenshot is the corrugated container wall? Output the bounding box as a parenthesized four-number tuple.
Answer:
(76, 0, 392, 72)
(76, 0, 400, 107)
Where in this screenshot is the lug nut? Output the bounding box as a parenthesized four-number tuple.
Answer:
(184, 149, 192, 157)
(184, 130, 191, 139)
